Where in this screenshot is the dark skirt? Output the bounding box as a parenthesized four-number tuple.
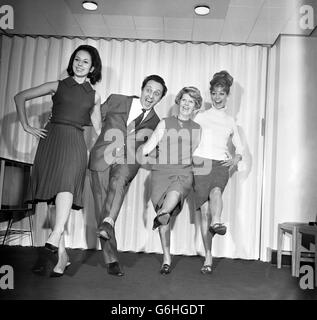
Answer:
(193, 157, 229, 210)
(26, 122, 87, 210)
(151, 168, 193, 216)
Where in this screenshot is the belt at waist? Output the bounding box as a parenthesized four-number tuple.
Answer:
(50, 120, 84, 131)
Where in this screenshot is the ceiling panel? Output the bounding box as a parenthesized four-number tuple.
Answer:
(263, 0, 297, 8)
(80, 27, 109, 38)
(103, 15, 135, 29)
(73, 14, 109, 37)
(221, 19, 255, 43)
(257, 6, 296, 21)
(38, 0, 83, 36)
(108, 28, 137, 39)
(225, 5, 263, 20)
(164, 29, 193, 41)
(229, 0, 265, 7)
(136, 28, 164, 40)
(164, 18, 194, 30)
(73, 14, 108, 37)
(73, 13, 107, 27)
(192, 19, 225, 42)
(133, 16, 164, 29)
(247, 20, 287, 44)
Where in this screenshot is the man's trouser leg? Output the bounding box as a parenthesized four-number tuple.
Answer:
(90, 169, 118, 264)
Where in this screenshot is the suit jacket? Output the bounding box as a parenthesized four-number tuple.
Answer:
(88, 94, 160, 172)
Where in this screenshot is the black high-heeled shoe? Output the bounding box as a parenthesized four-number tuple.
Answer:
(45, 242, 58, 253)
(49, 262, 71, 278)
(208, 223, 227, 236)
(152, 212, 171, 230)
(107, 262, 124, 277)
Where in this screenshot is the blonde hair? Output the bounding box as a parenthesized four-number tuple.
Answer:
(175, 86, 202, 110)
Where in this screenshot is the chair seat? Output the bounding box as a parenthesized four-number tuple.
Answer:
(279, 222, 309, 231)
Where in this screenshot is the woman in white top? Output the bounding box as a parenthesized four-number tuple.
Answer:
(193, 71, 243, 274)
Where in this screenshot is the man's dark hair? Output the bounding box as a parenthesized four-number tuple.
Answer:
(141, 75, 167, 98)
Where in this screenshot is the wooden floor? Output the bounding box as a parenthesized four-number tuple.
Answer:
(0, 245, 316, 300)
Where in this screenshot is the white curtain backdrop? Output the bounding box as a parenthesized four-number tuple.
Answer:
(0, 35, 268, 260)
(260, 36, 317, 261)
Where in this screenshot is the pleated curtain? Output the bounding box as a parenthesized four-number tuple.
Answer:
(0, 35, 268, 260)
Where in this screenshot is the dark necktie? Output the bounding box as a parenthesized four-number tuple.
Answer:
(128, 108, 146, 132)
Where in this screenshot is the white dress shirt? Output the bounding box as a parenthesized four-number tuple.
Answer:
(127, 98, 150, 127)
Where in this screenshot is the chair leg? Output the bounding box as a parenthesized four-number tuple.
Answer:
(295, 231, 302, 278)
(291, 226, 298, 277)
(2, 218, 13, 245)
(277, 225, 283, 268)
(28, 212, 34, 246)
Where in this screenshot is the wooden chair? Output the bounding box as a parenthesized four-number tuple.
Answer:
(0, 158, 34, 246)
(277, 222, 316, 280)
(277, 222, 308, 276)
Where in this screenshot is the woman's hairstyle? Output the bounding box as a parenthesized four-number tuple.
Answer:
(209, 70, 233, 95)
(175, 86, 203, 110)
(141, 74, 168, 98)
(67, 45, 102, 85)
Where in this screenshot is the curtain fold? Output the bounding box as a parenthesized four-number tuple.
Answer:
(0, 35, 267, 260)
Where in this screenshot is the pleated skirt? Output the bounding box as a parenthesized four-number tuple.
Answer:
(26, 122, 87, 210)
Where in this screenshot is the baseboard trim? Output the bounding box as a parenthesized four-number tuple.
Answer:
(270, 249, 315, 266)
(270, 249, 292, 266)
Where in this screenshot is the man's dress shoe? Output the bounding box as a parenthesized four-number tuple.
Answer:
(107, 262, 124, 276)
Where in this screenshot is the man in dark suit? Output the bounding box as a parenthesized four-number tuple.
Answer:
(89, 75, 167, 276)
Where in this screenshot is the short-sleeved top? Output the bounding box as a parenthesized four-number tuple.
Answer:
(50, 76, 95, 127)
(152, 116, 201, 171)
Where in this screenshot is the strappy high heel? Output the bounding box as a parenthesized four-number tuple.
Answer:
(44, 242, 58, 253)
(45, 231, 63, 253)
(209, 223, 227, 236)
(49, 262, 71, 278)
(200, 265, 213, 274)
(152, 212, 171, 230)
(160, 263, 171, 275)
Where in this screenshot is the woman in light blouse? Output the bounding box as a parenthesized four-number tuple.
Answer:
(193, 70, 243, 274)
